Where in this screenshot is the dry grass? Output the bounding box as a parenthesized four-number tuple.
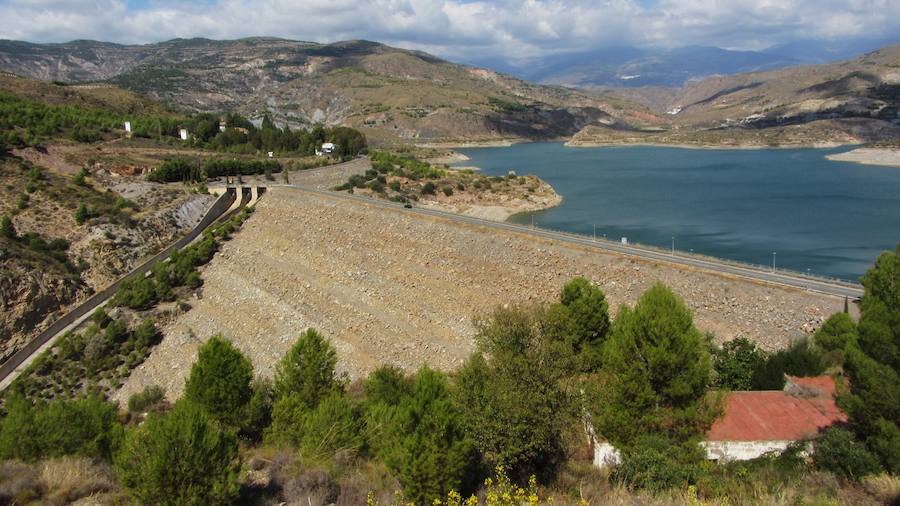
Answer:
(862, 474, 900, 505)
(38, 457, 119, 505)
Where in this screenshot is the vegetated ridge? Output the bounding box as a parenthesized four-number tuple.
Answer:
(0, 38, 649, 145)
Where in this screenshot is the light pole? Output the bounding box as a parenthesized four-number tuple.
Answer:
(772, 252, 776, 272)
(593, 224, 596, 241)
(671, 236, 675, 255)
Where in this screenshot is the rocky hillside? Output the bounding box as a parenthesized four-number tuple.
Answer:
(0, 38, 653, 145)
(572, 44, 900, 146)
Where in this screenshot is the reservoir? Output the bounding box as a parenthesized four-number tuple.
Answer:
(454, 142, 900, 281)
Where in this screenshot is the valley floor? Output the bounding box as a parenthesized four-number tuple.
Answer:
(116, 187, 846, 403)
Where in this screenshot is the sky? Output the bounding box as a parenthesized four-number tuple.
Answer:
(0, 0, 898, 65)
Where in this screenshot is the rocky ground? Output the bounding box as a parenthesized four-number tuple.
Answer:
(116, 187, 847, 402)
(0, 154, 214, 362)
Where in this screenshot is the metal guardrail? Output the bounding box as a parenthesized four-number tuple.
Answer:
(525, 225, 862, 289)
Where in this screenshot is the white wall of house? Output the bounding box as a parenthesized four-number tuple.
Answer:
(593, 439, 809, 469)
(593, 442, 622, 468)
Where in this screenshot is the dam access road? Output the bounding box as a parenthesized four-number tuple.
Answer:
(118, 178, 858, 399)
(286, 184, 864, 300)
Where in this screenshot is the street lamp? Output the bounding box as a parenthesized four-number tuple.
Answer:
(772, 252, 777, 272)
(593, 224, 596, 241)
(671, 236, 675, 255)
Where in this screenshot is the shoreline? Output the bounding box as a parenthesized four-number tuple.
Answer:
(825, 147, 900, 168)
(563, 140, 854, 150)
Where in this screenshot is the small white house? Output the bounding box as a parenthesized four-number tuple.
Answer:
(592, 376, 846, 468)
(179, 128, 189, 141)
(321, 142, 335, 154)
(124, 121, 132, 133)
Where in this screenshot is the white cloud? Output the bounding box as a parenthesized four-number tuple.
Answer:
(0, 0, 897, 62)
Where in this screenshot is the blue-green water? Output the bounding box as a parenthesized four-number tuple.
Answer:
(454, 142, 900, 281)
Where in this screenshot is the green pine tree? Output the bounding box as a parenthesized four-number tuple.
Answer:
(183, 335, 254, 428)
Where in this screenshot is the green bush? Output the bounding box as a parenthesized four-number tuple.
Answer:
(547, 277, 610, 372)
(812, 427, 881, 479)
(456, 305, 570, 478)
(815, 312, 858, 352)
(713, 338, 765, 390)
(751, 338, 826, 390)
(128, 385, 166, 413)
(297, 390, 363, 457)
(74, 203, 89, 224)
(421, 181, 436, 194)
(442, 185, 453, 196)
(115, 401, 241, 505)
(1, 215, 15, 239)
(612, 435, 705, 492)
(371, 367, 475, 504)
(273, 329, 341, 408)
(184, 335, 254, 428)
(0, 395, 121, 462)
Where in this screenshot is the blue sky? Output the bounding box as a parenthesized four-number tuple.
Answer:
(1, 0, 898, 64)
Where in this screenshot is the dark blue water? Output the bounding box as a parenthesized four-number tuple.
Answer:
(454, 142, 900, 281)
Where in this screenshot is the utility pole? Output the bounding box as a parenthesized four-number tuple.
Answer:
(671, 236, 675, 255)
(772, 252, 776, 272)
(593, 224, 596, 241)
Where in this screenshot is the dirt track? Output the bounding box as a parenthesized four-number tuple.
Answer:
(115, 187, 847, 402)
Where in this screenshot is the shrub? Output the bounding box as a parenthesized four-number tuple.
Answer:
(115, 401, 241, 505)
(547, 277, 610, 372)
(456, 306, 570, 478)
(813, 427, 881, 479)
(368, 180, 385, 193)
(0, 396, 121, 462)
(389, 180, 402, 192)
(1, 214, 15, 239)
(442, 185, 453, 196)
(815, 312, 858, 352)
(72, 168, 88, 186)
(372, 367, 475, 504)
(421, 181, 436, 194)
(751, 338, 826, 390)
(297, 391, 363, 457)
(611, 435, 705, 492)
(74, 203, 89, 224)
(127, 385, 166, 413)
(183, 335, 254, 428)
(273, 329, 340, 408)
(713, 338, 765, 390)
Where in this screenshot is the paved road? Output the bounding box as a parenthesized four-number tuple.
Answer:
(276, 184, 865, 300)
(0, 190, 238, 390)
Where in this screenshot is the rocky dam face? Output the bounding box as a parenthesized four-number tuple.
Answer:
(116, 187, 847, 401)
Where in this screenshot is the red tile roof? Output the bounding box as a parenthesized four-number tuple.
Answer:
(706, 376, 847, 442)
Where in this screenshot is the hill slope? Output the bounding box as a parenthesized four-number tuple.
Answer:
(571, 44, 900, 146)
(0, 38, 653, 145)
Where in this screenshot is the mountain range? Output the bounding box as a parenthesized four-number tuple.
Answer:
(1, 37, 898, 147)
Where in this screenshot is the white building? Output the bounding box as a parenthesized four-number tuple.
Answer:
(179, 128, 189, 141)
(321, 142, 335, 154)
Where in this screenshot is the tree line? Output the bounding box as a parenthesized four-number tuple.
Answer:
(1, 246, 898, 504)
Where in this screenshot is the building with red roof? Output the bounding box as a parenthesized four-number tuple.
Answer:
(593, 375, 847, 467)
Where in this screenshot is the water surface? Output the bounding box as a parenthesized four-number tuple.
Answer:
(454, 142, 900, 281)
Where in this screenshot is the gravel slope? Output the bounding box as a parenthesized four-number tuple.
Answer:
(115, 187, 847, 402)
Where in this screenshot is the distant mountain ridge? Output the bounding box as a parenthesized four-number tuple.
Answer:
(1, 37, 899, 147)
(0, 37, 651, 144)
